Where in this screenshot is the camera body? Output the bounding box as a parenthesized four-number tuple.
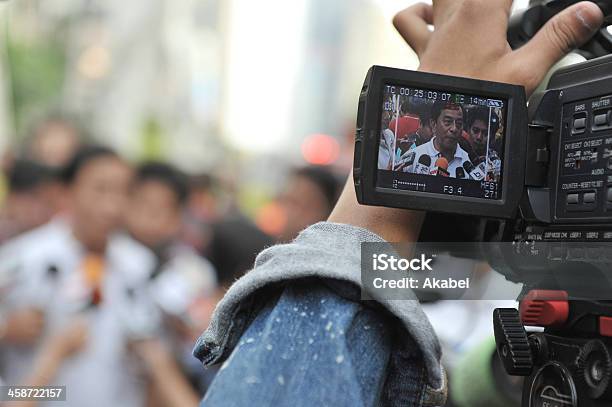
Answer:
(518, 55, 612, 228)
(354, 56, 612, 282)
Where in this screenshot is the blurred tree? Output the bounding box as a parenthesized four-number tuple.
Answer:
(140, 117, 166, 161)
(6, 37, 66, 136)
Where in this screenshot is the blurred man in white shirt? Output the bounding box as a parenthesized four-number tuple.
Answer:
(0, 146, 159, 407)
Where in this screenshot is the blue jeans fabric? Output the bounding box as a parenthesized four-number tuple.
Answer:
(199, 282, 430, 407)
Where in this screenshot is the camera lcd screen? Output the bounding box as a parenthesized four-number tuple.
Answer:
(376, 84, 507, 200)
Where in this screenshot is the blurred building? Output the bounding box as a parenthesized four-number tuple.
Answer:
(0, 0, 419, 156)
(0, 0, 533, 211)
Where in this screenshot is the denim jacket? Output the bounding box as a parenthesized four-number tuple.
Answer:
(194, 222, 447, 406)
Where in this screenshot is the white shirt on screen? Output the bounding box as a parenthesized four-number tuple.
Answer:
(408, 137, 471, 177)
(378, 129, 395, 170)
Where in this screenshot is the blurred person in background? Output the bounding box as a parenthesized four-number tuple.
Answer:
(124, 161, 218, 400)
(206, 214, 274, 290)
(0, 145, 163, 407)
(187, 173, 223, 224)
(17, 114, 85, 217)
(125, 162, 213, 269)
(276, 166, 341, 243)
(182, 173, 223, 255)
(0, 160, 57, 243)
(24, 115, 83, 170)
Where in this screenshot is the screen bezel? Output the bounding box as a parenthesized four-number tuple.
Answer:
(354, 66, 527, 219)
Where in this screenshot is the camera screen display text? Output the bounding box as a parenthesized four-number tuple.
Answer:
(377, 84, 507, 200)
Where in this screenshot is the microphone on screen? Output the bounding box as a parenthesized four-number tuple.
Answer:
(464, 160, 485, 181)
(476, 157, 488, 177)
(394, 150, 416, 171)
(414, 155, 432, 174)
(430, 157, 449, 177)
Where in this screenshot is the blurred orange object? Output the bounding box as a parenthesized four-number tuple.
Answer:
(255, 200, 287, 238)
(81, 254, 105, 305)
(301, 134, 340, 166)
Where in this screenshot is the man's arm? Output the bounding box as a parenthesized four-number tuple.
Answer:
(202, 283, 397, 407)
(132, 339, 200, 407)
(5, 319, 88, 407)
(0, 308, 45, 346)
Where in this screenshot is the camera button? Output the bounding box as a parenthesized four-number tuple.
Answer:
(587, 247, 603, 259)
(353, 140, 362, 169)
(566, 193, 579, 205)
(583, 192, 597, 204)
(573, 117, 587, 132)
(594, 113, 609, 127)
(356, 100, 366, 128)
(549, 246, 567, 260)
(600, 317, 612, 337)
(567, 247, 585, 260)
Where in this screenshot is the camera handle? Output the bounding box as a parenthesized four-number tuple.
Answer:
(494, 292, 612, 406)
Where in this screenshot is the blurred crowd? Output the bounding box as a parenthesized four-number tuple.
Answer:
(0, 115, 343, 407)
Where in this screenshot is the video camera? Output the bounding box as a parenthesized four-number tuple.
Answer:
(353, 53, 612, 269)
(353, 2, 612, 406)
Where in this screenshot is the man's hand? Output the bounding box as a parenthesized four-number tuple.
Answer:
(130, 339, 200, 407)
(129, 338, 170, 370)
(329, 0, 603, 242)
(394, 0, 604, 96)
(44, 318, 89, 361)
(2, 308, 45, 345)
(13, 319, 89, 393)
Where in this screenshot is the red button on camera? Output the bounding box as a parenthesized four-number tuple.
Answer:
(520, 290, 569, 327)
(599, 317, 612, 337)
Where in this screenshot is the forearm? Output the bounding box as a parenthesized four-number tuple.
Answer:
(202, 283, 396, 407)
(141, 346, 199, 407)
(328, 175, 425, 242)
(25, 351, 62, 387)
(5, 349, 63, 407)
